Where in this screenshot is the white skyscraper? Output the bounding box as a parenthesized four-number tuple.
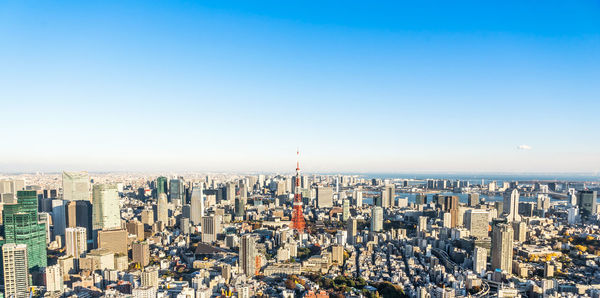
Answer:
(503, 189, 520, 222)
(354, 190, 363, 208)
(45, 264, 63, 293)
(62, 171, 90, 201)
(2, 243, 29, 298)
(157, 193, 169, 224)
(65, 227, 87, 258)
(473, 246, 487, 276)
(371, 206, 383, 232)
(191, 184, 204, 225)
(92, 184, 121, 231)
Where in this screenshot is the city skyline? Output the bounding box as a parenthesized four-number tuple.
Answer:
(1, 1, 599, 173)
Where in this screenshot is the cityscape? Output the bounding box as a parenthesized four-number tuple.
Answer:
(1, 1, 600, 298)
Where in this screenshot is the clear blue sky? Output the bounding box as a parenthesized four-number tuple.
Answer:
(1, 1, 599, 173)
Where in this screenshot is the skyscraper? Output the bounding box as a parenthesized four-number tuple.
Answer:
(381, 184, 395, 208)
(342, 199, 350, 221)
(577, 190, 598, 217)
(347, 218, 358, 244)
(415, 193, 426, 205)
(52, 199, 67, 236)
(190, 184, 204, 225)
(240, 234, 257, 277)
(316, 186, 333, 208)
(371, 206, 383, 232)
(75, 200, 93, 240)
(62, 171, 90, 201)
(465, 209, 489, 239)
(473, 246, 487, 276)
(1, 190, 48, 270)
(132, 241, 150, 267)
(443, 196, 459, 228)
(157, 193, 168, 224)
(92, 184, 121, 232)
(468, 193, 480, 207)
(503, 189, 521, 222)
(156, 176, 168, 196)
(65, 227, 87, 258)
(354, 190, 363, 208)
(169, 178, 182, 203)
(491, 221, 513, 273)
(2, 243, 30, 298)
(202, 216, 221, 243)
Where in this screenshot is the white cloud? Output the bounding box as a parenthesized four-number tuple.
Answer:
(517, 144, 532, 150)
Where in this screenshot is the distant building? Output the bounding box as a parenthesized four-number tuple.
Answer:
(62, 171, 90, 201)
(465, 209, 489, 239)
(371, 206, 383, 232)
(491, 221, 513, 273)
(65, 227, 87, 258)
(468, 193, 479, 207)
(577, 190, 597, 217)
(240, 234, 257, 277)
(190, 184, 204, 225)
(92, 184, 121, 232)
(157, 193, 169, 224)
(503, 189, 520, 222)
(316, 186, 333, 208)
(132, 241, 150, 267)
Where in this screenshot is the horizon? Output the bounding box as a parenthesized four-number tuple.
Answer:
(1, 1, 599, 172)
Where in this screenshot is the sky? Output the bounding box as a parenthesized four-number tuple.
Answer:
(0, 1, 599, 174)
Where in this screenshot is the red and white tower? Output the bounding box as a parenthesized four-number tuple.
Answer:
(290, 149, 306, 233)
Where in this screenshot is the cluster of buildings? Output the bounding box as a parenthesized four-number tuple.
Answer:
(0, 169, 599, 298)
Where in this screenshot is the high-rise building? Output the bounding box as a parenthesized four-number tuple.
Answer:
(370, 206, 383, 232)
(140, 208, 154, 226)
(381, 184, 395, 208)
(347, 218, 358, 244)
(577, 190, 598, 217)
(415, 193, 427, 205)
(132, 241, 150, 267)
(65, 227, 87, 258)
(235, 197, 246, 219)
(156, 177, 168, 196)
(126, 220, 145, 241)
(62, 171, 90, 201)
(202, 216, 221, 243)
(157, 193, 168, 224)
(97, 229, 128, 255)
(354, 190, 363, 208)
(92, 184, 121, 232)
(75, 200, 93, 240)
(537, 194, 551, 212)
(418, 216, 428, 233)
(45, 264, 63, 293)
(342, 199, 350, 221)
(66, 201, 77, 228)
(491, 221, 513, 273)
(512, 221, 527, 242)
(316, 186, 333, 208)
(52, 199, 67, 236)
(225, 182, 236, 202)
(1, 190, 48, 270)
(465, 209, 489, 239)
(468, 193, 480, 207)
(503, 189, 520, 222)
(443, 196, 460, 228)
(331, 245, 344, 264)
(472, 246, 487, 276)
(141, 266, 159, 288)
(240, 234, 257, 277)
(2, 243, 30, 298)
(190, 184, 204, 225)
(169, 179, 183, 203)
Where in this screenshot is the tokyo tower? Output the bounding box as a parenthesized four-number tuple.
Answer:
(290, 149, 306, 233)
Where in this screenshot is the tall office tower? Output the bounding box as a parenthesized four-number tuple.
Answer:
(140, 208, 154, 226)
(234, 197, 245, 218)
(226, 182, 236, 202)
(354, 190, 363, 207)
(316, 186, 333, 208)
(290, 151, 307, 233)
(415, 193, 426, 205)
(141, 266, 159, 288)
(156, 176, 168, 196)
(537, 194, 551, 212)
(190, 184, 204, 225)
(62, 171, 90, 201)
(132, 241, 150, 267)
(66, 201, 76, 228)
(157, 193, 168, 224)
(503, 189, 521, 222)
(342, 199, 350, 221)
(577, 190, 598, 217)
(92, 184, 121, 232)
(202, 216, 221, 243)
(126, 220, 145, 241)
(51, 199, 67, 237)
(169, 179, 182, 203)
(45, 264, 63, 293)
(2, 190, 48, 270)
(418, 216, 428, 233)
(370, 206, 383, 232)
(512, 221, 527, 242)
(65, 227, 87, 258)
(347, 218, 358, 244)
(443, 196, 460, 228)
(38, 213, 51, 244)
(468, 193, 480, 207)
(75, 200, 93, 240)
(491, 221, 514, 273)
(2, 243, 30, 298)
(381, 184, 395, 208)
(240, 234, 257, 277)
(465, 209, 489, 239)
(473, 246, 487, 276)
